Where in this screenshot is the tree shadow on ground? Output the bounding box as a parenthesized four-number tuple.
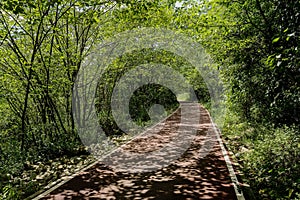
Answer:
(41, 104, 237, 200)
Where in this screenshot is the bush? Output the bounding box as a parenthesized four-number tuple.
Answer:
(223, 114, 300, 200)
(242, 126, 300, 199)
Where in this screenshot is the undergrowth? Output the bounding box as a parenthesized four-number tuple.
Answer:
(0, 141, 92, 200)
(223, 112, 300, 200)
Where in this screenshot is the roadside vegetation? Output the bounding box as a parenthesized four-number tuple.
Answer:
(199, 1, 300, 199)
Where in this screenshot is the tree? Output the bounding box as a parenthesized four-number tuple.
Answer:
(0, 0, 115, 152)
(198, 0, 300, 126)
(95, 48, 209, 136)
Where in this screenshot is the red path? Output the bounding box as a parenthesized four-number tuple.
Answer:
(33, 103, 244, 200)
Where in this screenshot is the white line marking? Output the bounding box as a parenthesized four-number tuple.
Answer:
(206, 109, 246, 200)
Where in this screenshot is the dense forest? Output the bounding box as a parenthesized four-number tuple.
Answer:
(0, 0, 299, 199)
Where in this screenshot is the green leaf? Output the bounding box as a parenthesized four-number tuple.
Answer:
(272, 37, 280, 43)
(288, 189, 294, 198)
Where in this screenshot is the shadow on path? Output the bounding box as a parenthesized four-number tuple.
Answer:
(40, 103, 237, 200)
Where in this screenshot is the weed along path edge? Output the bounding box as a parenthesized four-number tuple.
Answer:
(33, 102, 245, 200)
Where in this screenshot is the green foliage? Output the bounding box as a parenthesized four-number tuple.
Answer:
(243, 126, 300, 199)
(0, 147, 92, 199)
(0, 1, 212, 196)
(105, 0, 176, 34)
(96, 48, 210, 136)
(129, 83, 179, 124)
(1, 0, 298, 199)
(198, 1, 300, 199)
(223, 113, 300, 199)
(1, 184, 19, 200)
(0, 0, 115, 151)
(199, 0, 300, 126)
(200, 1, 300, 198)
(0, 0, 114, 198)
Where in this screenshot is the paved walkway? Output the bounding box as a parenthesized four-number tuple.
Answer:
(35, 103, 244, 200)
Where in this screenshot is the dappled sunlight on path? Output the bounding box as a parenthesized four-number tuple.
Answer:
(39, 103, 238, 200)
